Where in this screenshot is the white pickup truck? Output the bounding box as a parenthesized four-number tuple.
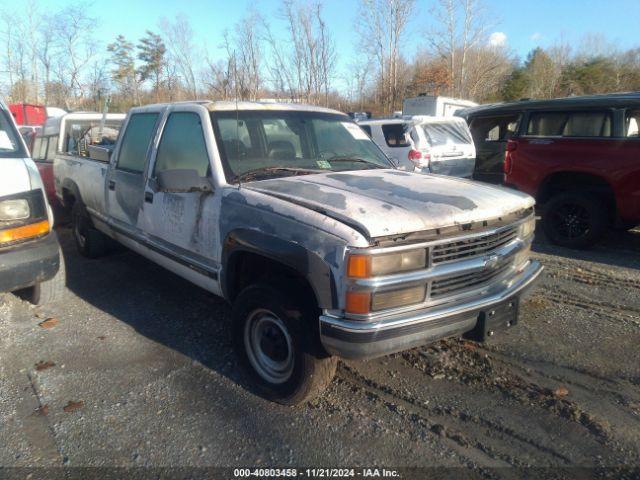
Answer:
(54, 101, 542, 404)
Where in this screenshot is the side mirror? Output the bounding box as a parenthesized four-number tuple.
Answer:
(88, 145, 112, 162)
(156, 169, 212, 193)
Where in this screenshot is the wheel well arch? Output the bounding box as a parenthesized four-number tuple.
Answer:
(221, 229, 338, 310)
(60, 179, 82, 209)
(537, 171, 617, 218)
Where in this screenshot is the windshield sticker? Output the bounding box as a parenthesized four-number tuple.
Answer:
(0, 131, 14, 149)
(341, 122, 370, 141)
(316, 160, 332, 169)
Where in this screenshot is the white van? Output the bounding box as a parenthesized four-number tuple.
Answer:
(0, 98, 63, 304)
(403, 95, 478, 117)
(358, 116, 476, 178)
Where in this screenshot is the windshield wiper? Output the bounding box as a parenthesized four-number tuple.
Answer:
(325, 156, 387, 169)
(234, 166, 324, 183)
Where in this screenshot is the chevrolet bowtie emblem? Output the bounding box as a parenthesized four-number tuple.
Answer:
(485, 254, 500, 269)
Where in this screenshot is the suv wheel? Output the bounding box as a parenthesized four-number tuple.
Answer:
(542, 192, 607, 248)
(72, 202, 108, 258)
(232, 282, 337, 405)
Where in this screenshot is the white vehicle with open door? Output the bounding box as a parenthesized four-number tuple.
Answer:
(358, 116, 476, 178)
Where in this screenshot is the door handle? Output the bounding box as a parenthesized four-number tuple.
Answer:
(108, 180, 116, 190)
(144, 192, 154, 204)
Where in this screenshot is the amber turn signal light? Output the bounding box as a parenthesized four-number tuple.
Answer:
(345, 291, 371, 315)
(347, 254, 371, 278)
(0, 220, 49, 245)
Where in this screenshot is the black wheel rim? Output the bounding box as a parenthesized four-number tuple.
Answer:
(549, 202, 591, 240)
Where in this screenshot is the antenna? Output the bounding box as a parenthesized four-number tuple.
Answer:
(233, 49, 241, 189)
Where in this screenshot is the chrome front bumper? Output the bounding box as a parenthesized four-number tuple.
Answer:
(320, 260, 543, 359)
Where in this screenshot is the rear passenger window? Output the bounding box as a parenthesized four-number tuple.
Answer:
(381, 124, 410, 147)
(469, 115, 521, 144)
(154, 112, 209, 177)
(625, 110, 639, 137)
(527, 111, 612, 137)
(116, 113, 159, 173)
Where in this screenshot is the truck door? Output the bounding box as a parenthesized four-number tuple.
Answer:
(105, 112, 159, 238)
(139, 108, 222, 295)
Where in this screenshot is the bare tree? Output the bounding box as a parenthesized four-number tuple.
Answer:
(0, 9, 34, 102)
(37, 13, 57, 104)
(202, 53, 234, 100)
(357, 0, 415, 113)
(160, 15, 199, 99)
(222, 10, 264, 101)
(429, 0, 492, 98)
(263, 1, 336, 105)
(52, 3, 97, 107)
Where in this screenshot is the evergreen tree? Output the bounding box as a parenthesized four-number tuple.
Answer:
(107, 35, 139, 107)
(137, 31, 167, 102)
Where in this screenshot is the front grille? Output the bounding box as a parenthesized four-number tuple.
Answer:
(432, 226, 518, 264)
(430, 262, 511, 299)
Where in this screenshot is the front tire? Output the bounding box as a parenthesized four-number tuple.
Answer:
(232, 283, 337, 405)
(542, 192, 608, 249)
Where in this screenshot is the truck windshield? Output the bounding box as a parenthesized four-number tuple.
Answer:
(0, 107, 25, 158)
(211, 110, 393, 182)
(419, 121, 472, 147)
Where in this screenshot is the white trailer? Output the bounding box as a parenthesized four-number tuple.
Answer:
(403, 95, 477, 117)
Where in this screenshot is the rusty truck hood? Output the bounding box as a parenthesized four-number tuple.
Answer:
(246, 169, 534, 239)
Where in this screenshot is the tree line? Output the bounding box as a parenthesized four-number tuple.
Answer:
(2, 0, 639, 116)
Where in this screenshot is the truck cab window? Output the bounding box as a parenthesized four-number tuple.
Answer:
(32, 137, 44, 159)
(47, 135, 58, 159)
(116, 113, 159, 173)
(154, 112, 210, 177)
(217, 118, 253, 161)
(37, 137, 48, 160)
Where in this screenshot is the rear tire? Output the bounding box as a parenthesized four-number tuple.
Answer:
(542, 192, 607, 248)
(232, 282, 337, 405)
(72, 202, 108, 258)
(17, 249, 66, 305)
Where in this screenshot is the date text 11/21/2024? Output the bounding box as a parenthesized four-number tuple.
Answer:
(233, 468, 401, 478)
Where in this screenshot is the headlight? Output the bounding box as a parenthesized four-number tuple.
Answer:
(347, 249, 427, 278)
(518, 216, 536, 240)
(346, 285, 426, 314)
(371, 285, 426, 311)
(0, 199, 30, 221)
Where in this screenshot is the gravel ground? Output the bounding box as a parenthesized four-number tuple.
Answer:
(1, 225, 639, 477)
